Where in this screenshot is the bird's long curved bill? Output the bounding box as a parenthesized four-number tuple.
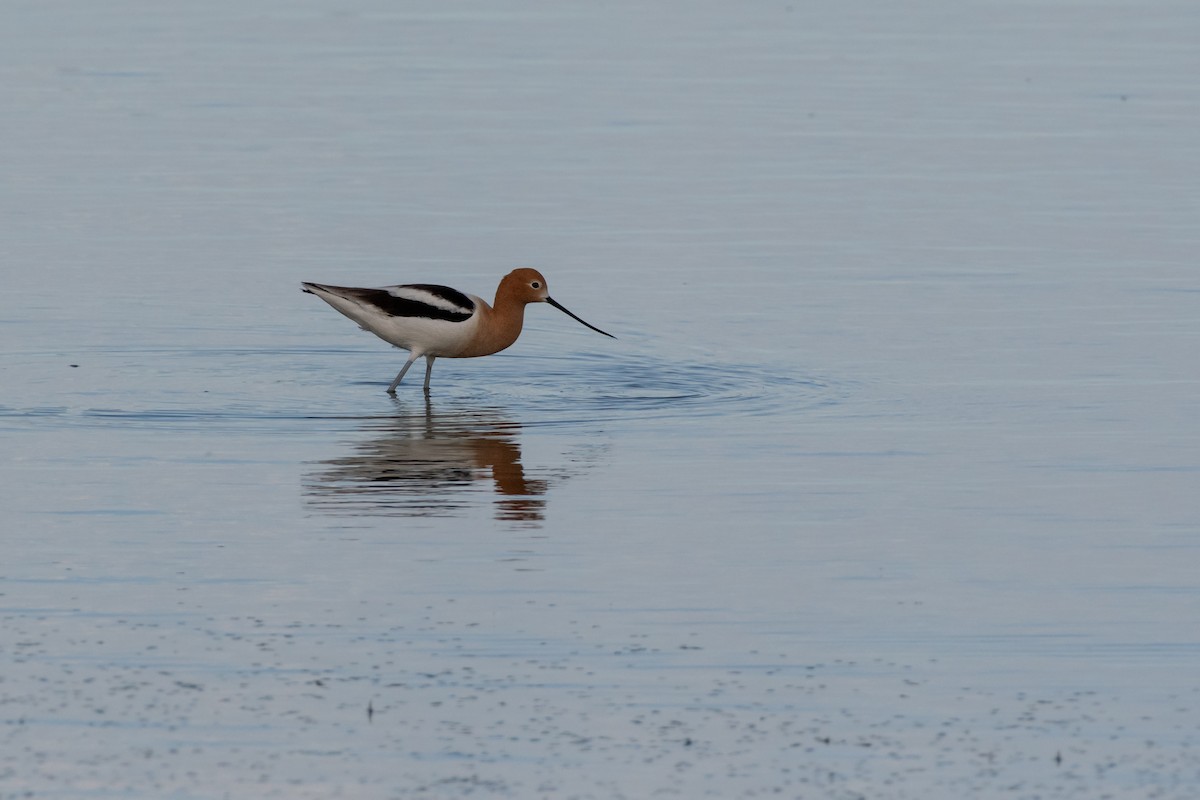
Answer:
(546, 297, 616, 339)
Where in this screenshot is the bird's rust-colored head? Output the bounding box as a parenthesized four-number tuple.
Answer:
(498, 268, 615, 339)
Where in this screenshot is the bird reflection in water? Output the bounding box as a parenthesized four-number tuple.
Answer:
(304, 398, 564, 525)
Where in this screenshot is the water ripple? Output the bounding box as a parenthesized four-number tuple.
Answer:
(1, 350, 840, 432)
(491, 351, 838, 424)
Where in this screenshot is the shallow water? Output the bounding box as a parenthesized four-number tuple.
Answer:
(3, 1, 1200, 797)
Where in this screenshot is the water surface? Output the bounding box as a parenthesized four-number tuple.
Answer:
(2, 1, 1199, 797)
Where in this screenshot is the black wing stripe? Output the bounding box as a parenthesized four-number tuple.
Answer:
(403, 284, 475, 312)
(348, 287, 475, 322)
(303, 282, 476, 322)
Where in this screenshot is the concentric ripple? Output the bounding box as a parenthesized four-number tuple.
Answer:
(0, 347, 842, 433)
(488, 350, 840, 424)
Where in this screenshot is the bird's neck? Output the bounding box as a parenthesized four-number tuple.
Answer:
(463, 296, 526, 357)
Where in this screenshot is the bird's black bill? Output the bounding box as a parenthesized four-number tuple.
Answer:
(546, 297, 616, 339)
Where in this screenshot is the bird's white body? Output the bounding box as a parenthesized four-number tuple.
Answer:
(304, 284, 489, 357)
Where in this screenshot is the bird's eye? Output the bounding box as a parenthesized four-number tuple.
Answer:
(531, 281, 541, 289)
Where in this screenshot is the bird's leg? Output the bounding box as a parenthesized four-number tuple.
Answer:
(423, 355, 437, 392)
(387, 353, 420, 394)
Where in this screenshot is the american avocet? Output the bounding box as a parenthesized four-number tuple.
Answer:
(302, 268, 615, 393)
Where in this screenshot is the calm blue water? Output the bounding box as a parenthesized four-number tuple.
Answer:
(3, 1, 1199, 797)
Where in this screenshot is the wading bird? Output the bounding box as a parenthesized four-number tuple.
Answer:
(302, 268, 614, 393)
